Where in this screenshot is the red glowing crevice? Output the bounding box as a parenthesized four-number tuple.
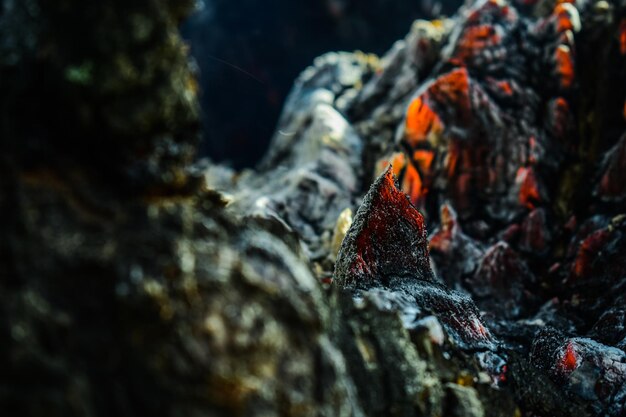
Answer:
(559, 342, 579, 372)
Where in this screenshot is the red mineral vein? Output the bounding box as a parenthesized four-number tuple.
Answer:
(516, 166, 542, 209)
(559, 342, 579, 372)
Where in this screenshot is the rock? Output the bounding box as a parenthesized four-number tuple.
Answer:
(334, 167, 433, 289)
(3, 0, 626, 416)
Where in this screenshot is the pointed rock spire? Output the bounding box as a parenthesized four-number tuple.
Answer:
(334, 166, 434, 289)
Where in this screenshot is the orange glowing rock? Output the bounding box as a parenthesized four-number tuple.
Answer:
(453, 24, 502, 63)
(466, 0, 516, 24)
(554, 96, 569, 110)
(453, 172, 474, 212)
(572, 228, 610, 279)
(516, 167, 542, 209)
(597, 134, 626, 202)
(553, 3, 578, 33)
(555, 45, 575, 89)
(412, 149, 435, 175)
(428, 203, 458, 253)
(559, 342, 579, 372)
(405, 97, 444, 147)
(429, 68, 472, 123)
(376, 152, 427, 207)
(402, 162, 425, 207)
(497, 80, 514, 96)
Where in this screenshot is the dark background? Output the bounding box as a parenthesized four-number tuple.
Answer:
(181, 0, 460, 168)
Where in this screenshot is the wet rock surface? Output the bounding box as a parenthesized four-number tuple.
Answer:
(2, 0, 626, 416)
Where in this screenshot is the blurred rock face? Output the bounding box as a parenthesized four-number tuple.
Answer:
(181, 0, 462, 168)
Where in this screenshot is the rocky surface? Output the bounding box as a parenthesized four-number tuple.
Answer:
(2, 0, 626, 416)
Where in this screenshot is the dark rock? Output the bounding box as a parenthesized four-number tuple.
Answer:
(3, 0, 626, 416)
(334, 167, 433, 289)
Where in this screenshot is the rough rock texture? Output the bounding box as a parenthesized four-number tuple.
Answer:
(333, 167, 434, 289)
(2, 0, 626, 416)
(206, 51, 378, 279)
(181, 0, 464, 167)
(0, 2, 360, 417)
